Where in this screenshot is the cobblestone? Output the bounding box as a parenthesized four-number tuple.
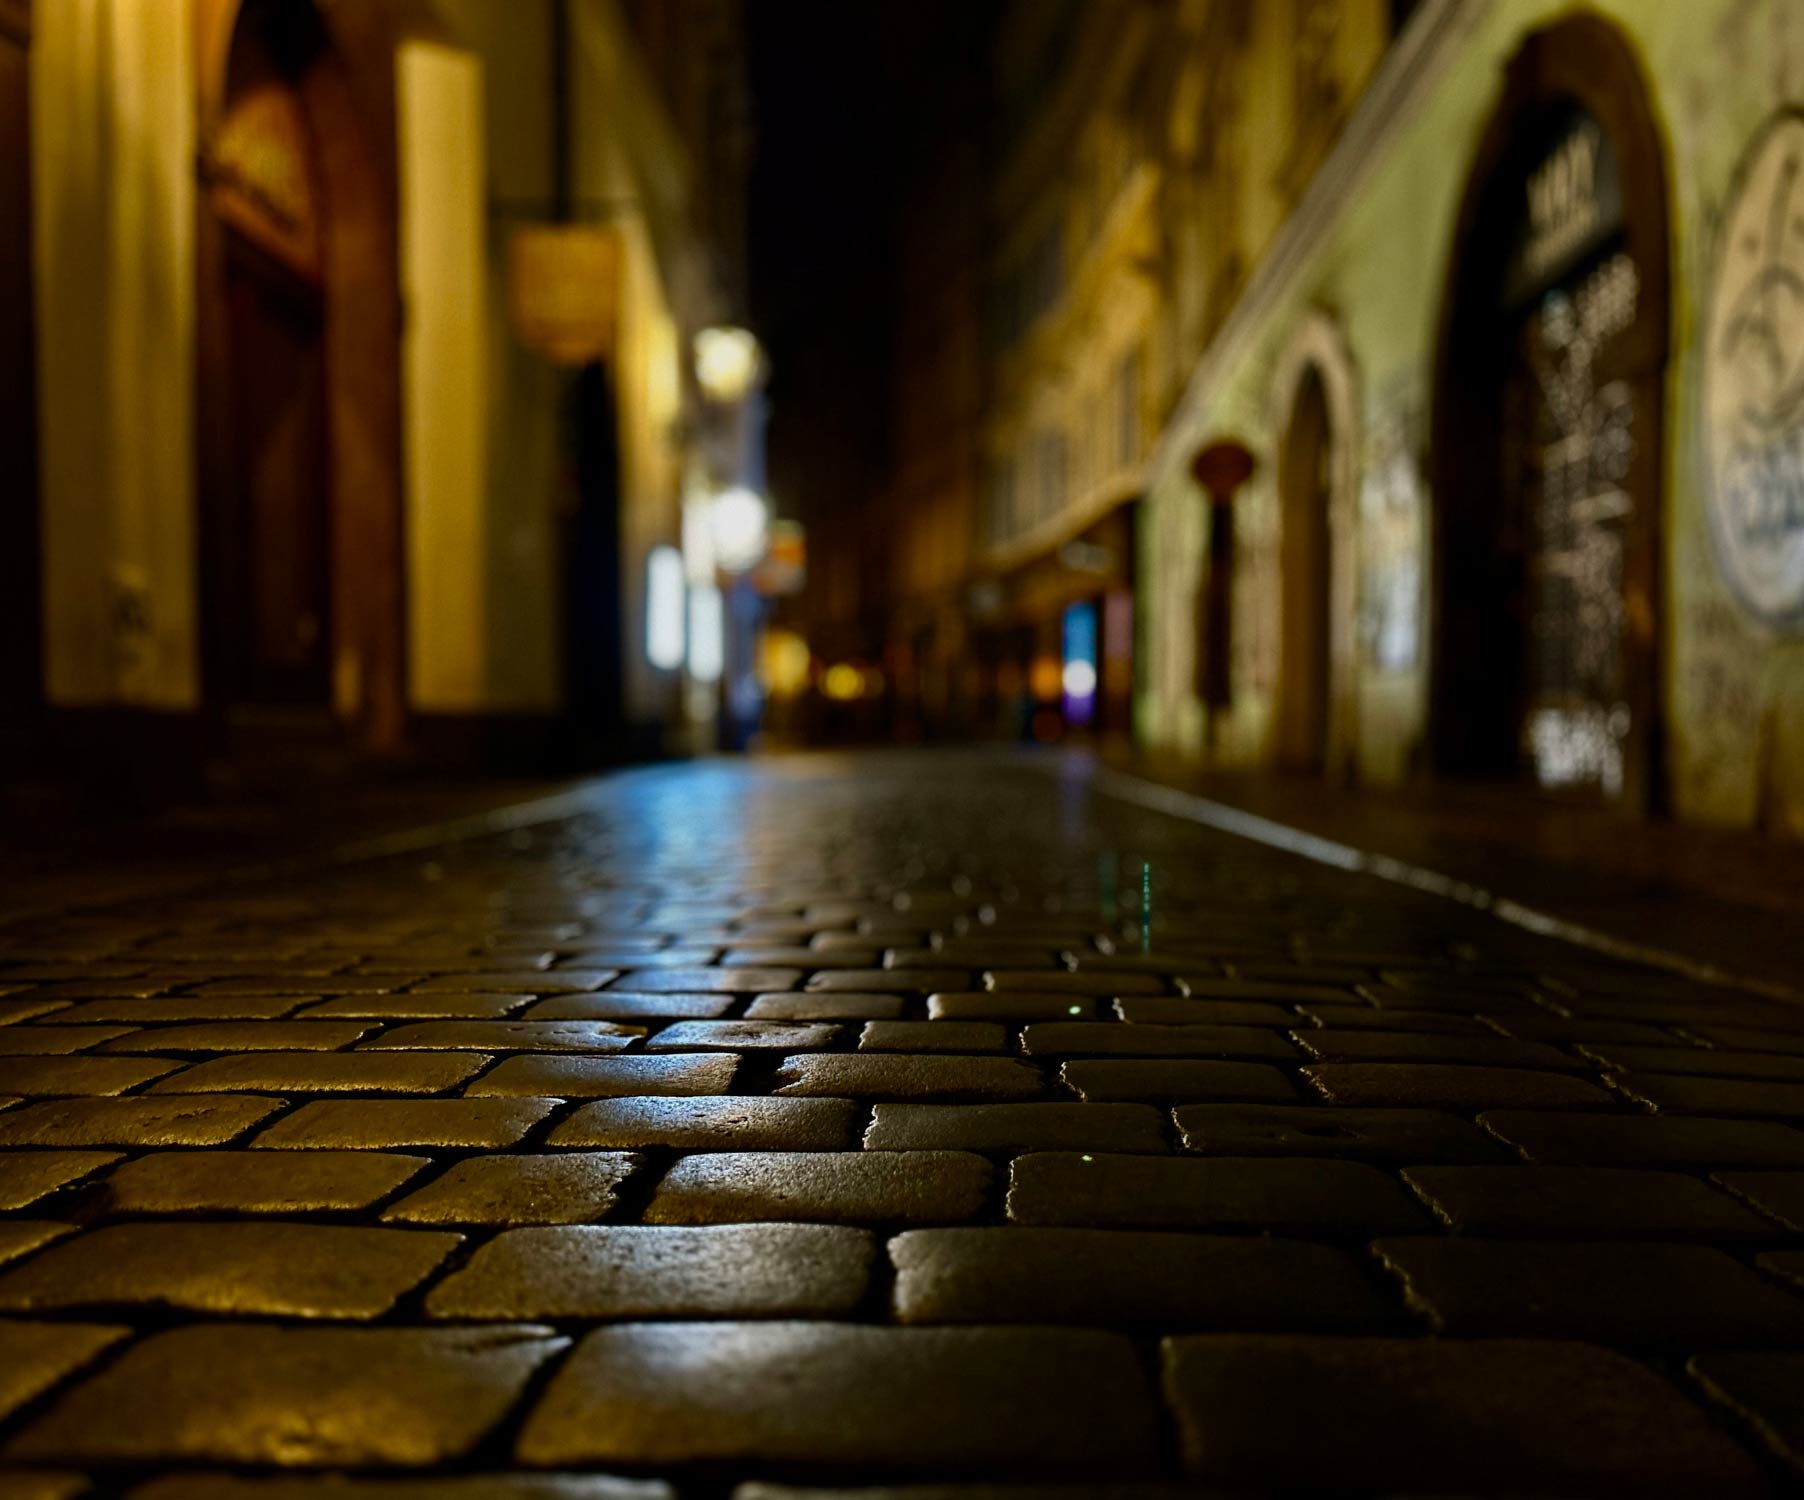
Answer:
(550, 1096, 860, 1151)
(0, 1221, 459, 1318)
(381, 1153, 639, 1225)
(426, 1224, 874, 1319)
(0, 753, 1794, 1490)
(646, 1150, 991, 1225)
(1164, 1334, 1765, 1493)
(516, 1323, 1159, 1470)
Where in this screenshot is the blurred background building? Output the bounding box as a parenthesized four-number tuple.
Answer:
(783, 0, 1804, 839)
(6, 0, 1804, 842)
(2, 0, 763, 790)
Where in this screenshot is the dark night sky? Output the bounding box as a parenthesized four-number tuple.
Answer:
(744, 0, 994, 540)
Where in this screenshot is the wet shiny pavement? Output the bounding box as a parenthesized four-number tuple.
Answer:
(1, 751, 1803, 1496)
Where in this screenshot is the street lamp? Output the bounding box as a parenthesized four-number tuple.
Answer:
(709, 485, 769, 574)
(694, 327, 762, 404)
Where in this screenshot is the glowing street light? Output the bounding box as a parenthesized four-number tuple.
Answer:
(709, 486, 769, 574)
(694, 326, 762, 404)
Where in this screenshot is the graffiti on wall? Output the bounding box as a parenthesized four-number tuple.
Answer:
(1703, 111, 1804, 629)
(1357, 394, 1423, 674)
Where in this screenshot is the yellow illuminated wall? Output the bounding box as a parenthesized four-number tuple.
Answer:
(33, 0, 197, 708)
(397, 39, 490, 711)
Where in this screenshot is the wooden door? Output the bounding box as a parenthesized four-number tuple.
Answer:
(224, 236, 330, 704)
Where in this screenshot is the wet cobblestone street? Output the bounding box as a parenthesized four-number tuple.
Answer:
(3, 752, 1804, 1496)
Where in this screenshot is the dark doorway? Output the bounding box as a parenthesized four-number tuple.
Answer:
(1276, 365, 1332, 773)
(1429, 12, 1669, 810)
(223, 236, 331, 705)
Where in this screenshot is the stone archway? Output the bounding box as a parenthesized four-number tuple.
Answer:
(1269, 309, 1361, 779)
(1429, 11, 1670, 810)
(194, 0, 407, 752)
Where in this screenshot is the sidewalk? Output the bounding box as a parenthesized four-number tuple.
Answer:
(1108, 751, 1804, 1001)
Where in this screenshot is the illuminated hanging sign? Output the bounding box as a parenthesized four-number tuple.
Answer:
(1062, 600, 1098, 725)
(1503, 108, 1624, 307)
(645, 546, 686, 671)
(508, 225, 619, 366)
(1703, 113, 1804, 629)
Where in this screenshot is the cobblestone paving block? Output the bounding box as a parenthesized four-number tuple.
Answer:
(1008, 1152, 1431, 1234)
(1304, 1062, 1614, 1110)
(359, 1021, 643, 1053)
(808, 970, 969, 995)
(926, 992, 1097, 1022)
(382, 1153, 638, 1225)
(0, 1321, 128, 1422)
(0, 1151, 121, 1210)
(43, 996, 305, 1025)
(744, 994, 904, 1022)
(1487, 1015, 1689, 1045)
(1687, 1025, 1804, 1056)
(468, 1054, 738, 1098)
(8, 1323, 566, 1466)
(987, 971, 1164, 997)
(149, 1051, 488, 1095)
(1377, 1236, 1804, 1347)
(725, 947, 878, 969)
(0, 1025, 139, 1054)
(1404, 1164, 1780, 1237)
(0, 1222, 75, 1268)
(611, 968, 801, 994)
(774, 1054, 1043, 1100)
(1292, 1005, 1503, 1035)
(646, 1150, 990, 1226)
(731, 1486, 1197, 1500)
(0, 1056, 183, 1097)
(890, 1226, 1393, 1331)
(101, 1150, 428, 1214)
(1481, 1109, 1804, 1167)
(1713, 1172, 1804, 1231)
(253, 1098, 559, 1150)
(128, 1475, 673, 1498)
(1060, 1059, 1296, 1103)
(0, 1095, 282, 1147)
(1290, 1029, 1584, 1070)
(1174, 1103, 1508, 1162)
(191, 976, 411, 996)
(525, 994, 738, 1022)
(1614, 1074, 1804, 1118)
(645, 1020, 838, 1052)
(856, 1021, 1006, 1053)
(1177, 977, 1353, 1004)
(1691, 1351, 1804, 1478)
(99, 1022, 374, 1052)
(550, 1097, 860, 1152)
(863, 1102, 1168, 1154)
(414, 971, 616, 994)
(297, 993, 538, 1019)
(515, 1322, 1160, 1471)
(1023, 1023, 1296, 1061)
(427, 1223, 874, 1319)
(0, 1221, 460, 1318)
(0, 1000, 75, 1024)
(1114, 996, 1298, 1026)
(1164, 1333, 1765, 1493)
(1583, 1045, 1804, 1082)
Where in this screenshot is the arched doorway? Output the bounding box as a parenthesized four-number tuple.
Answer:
(195, 0, 406, 751)
(1276, 366, 1332, 772)
(1429, 12, 1669, 810)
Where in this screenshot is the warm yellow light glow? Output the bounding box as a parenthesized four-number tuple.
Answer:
(694, 326, 762, 403)
(509, 224, 619, 366)
(759, 629, 812, 698)
(1030, 655, 1063, 702)
(822, 663, 863, 701)
(710, 487, 769, 573)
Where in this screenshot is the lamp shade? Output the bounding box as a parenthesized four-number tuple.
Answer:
(508, 225, 619, 365)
